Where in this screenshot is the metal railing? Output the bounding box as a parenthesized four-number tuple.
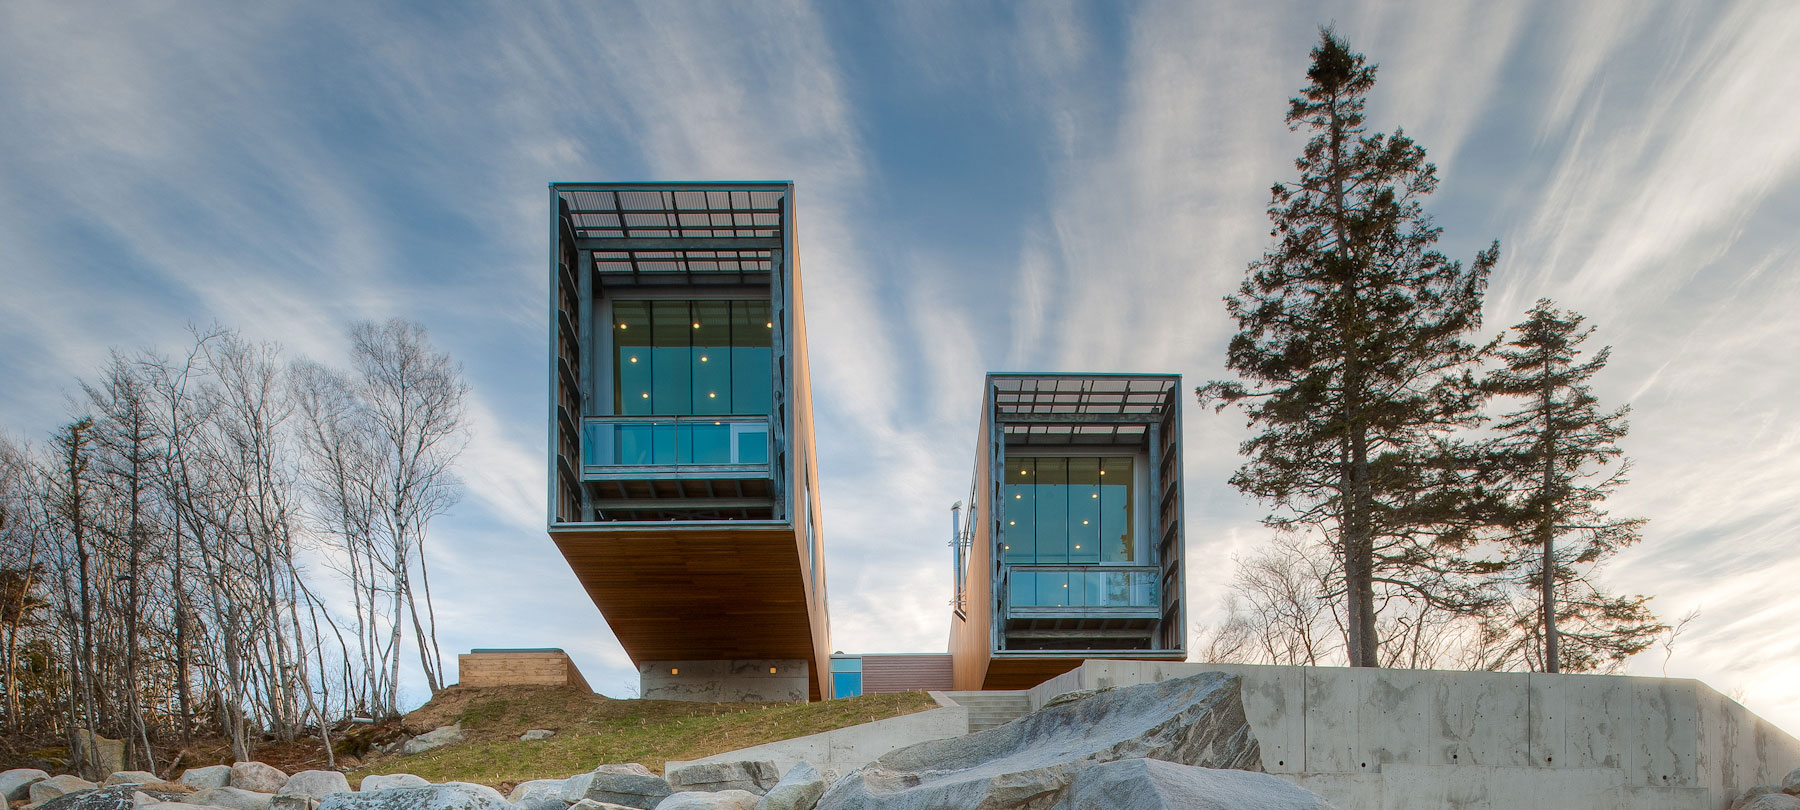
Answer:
(581, 415, 770, 470)
(1004, 565, 1159, 610)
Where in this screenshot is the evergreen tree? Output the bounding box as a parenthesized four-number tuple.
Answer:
(1481, 300, 1661, 673)
(1199, 29, 1500, 667)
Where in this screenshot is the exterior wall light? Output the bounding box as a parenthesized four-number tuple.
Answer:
(670, 667, 679, 675)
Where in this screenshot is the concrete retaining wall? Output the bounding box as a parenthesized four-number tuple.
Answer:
(639, 659, 809, 702)
(663, 692, 969, 775)
(1028, 660, 1800, 810)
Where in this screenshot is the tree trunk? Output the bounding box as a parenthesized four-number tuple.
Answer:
(1539, 365, 1561, 673)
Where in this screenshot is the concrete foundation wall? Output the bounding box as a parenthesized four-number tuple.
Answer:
(1028, 660, 1800, 810)
(664, 692, 969, 774)
(639, 659, 808, 703)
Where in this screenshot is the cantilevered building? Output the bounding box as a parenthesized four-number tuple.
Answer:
(546, 182, 829, 701)
(947, 373, 1188, 690)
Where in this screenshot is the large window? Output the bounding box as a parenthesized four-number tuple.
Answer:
(830, 657, 863, 699)
(1003, 456, 1134, 565)
(613, 300, 772, 416)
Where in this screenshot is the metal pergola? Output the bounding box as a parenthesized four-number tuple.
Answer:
(990, 373, 1179, 445)
(556, 182, 787, 279)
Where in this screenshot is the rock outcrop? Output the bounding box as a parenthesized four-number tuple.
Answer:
(278, 771, 351, 800)
(316, 783, 510, 810)
(1785, 767, 1800, 795)
(816, 671, 1262, 810)
(102, 773, 161, 788)
(178, 768, 232, 791)
(73, 732, 125, 777)
(567, 800, 637, 810)
(751, 763, 826, 810)
(570, 767, 669, 810)
(666, 762, 780, 796)
(519, 731, 555, 742)
(1, 769, 51, 802)
(35, 784, 188, 810)
(1059, 758, 1335, 810)
(1741, 795, 1800, 810)
(189, 786, 274, 810)
(229, 763, 289, 795)
(655, 791, 759, 810)
(399, 726, 466, 756)
(358, 776, 429, 793)
(505, 779, 567, 810)
(31, 775, 99, 805)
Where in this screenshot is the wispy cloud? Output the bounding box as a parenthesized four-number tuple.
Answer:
(2, 0, 1797, 731)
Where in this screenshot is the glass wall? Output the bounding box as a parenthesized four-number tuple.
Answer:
(614, 299, 772, 415)
(1007, 568, 1159, 609)
(1003, 456, 1134, 565)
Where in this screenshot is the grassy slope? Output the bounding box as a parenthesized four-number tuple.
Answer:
(347, 686, 937, 789)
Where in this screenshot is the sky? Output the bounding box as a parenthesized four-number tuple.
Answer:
(2, 1, 1798, 732)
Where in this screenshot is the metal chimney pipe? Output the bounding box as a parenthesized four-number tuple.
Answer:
(950, 501, 964, 611)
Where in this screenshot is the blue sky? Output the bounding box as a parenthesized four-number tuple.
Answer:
(3, 1, 1798, 731)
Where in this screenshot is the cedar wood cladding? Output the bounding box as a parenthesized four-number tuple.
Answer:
(861, 654, 954, 693)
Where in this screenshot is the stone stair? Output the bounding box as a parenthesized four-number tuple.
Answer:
(943, 690, 1033, 732)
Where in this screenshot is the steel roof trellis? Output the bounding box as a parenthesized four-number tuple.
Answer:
(989, 373, 1180, 445)
(554, 182, 789, 277)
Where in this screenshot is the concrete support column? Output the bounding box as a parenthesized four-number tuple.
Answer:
(639, 659, 809, 702)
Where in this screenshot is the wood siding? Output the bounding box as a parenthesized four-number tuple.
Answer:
(458, 651, 592, 692)
(949, 393, 995, 690)
(550, 523, 825, 700)
(862, 654, 954, 693)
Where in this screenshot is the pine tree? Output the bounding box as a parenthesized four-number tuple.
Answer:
(1199, 29, 1500, 667)
(1481, 300, 1662, 673)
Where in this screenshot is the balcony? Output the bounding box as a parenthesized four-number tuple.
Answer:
(1004, 565, 1159, 614)
(582, 416, 771, 479)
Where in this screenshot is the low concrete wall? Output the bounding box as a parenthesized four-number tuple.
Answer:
(663, 692, 969, 775)
(1028, 660, 1800, 810)
(640, 659, 809, 703)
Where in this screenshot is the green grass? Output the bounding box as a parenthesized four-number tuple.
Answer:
(346, 686, 937, 789)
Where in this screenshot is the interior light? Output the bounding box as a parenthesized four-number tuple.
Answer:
(1021, 470, 1028, 475)
(1082, 520, 1090, 525)
(619, 323, 628, 329)
(1074, 545, 1081, 549)
(693, 322, 701, 329)
(629, 356, 638, 363)
(708, 392, 717, 398)
(766, 322, 773, 328)
(1092, 493, 1099, 499)
(1003, 545, 1010, 550)
(1099, 470, 1106, 476)
(670, 668, 679, 675)
(641, 392, 649, 399)
(1015, 494, 1022, 499)
(769, 667, 778, 674)
(700, 355, 709, 362)
(1008, 521, 1015, 526)
(714, 421, 722, 426)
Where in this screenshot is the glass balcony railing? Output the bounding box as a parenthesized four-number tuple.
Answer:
(582, 416, 771, 469)
(1006, 566, 1159, 610)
